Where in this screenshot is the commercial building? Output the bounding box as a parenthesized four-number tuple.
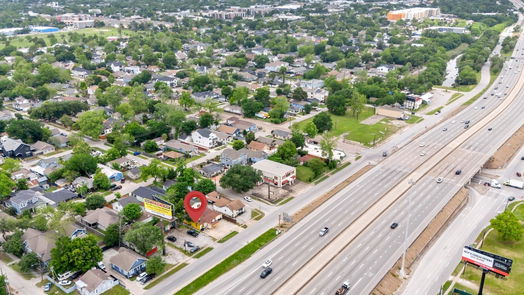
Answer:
(387, 8, 440, 21)
(252, 159, 296, 187)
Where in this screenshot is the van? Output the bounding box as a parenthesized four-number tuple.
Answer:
(57, 271, 73, 281)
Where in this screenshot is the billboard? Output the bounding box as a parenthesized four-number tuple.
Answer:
(461, 246, 512, 277)
(144, 198, 173, 219)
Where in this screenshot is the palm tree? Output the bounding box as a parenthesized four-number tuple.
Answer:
(279, 66, 287, 84)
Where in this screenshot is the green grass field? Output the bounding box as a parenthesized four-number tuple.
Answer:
(293, 107, 397, 147)
(1, 27, 135, 49)
(456, 204, 524, 294)
(296, 165, 315, 182)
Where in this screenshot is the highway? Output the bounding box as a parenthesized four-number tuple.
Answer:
(196, 13, 524, 295)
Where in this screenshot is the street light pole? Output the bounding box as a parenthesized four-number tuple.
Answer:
(400, 179, 414, 278)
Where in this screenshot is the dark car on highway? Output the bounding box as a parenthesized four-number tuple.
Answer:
(260, 267, 273, 279)
(390, 222, 399, 229)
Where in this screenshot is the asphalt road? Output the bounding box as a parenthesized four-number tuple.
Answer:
(195, 13, 524, 295)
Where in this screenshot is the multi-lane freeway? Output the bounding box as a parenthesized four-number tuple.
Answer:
(196, 11, 524, 295)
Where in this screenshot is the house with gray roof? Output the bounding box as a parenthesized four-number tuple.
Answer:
(200, 163, 225, 177)
(110, 248, 147, 278)
(43, 189, 78, 206)
(0, 137, 32, 158)
(7, 190, 47, 215)
(76, 269, 119, 295)
(22, 228, 56, 265)
(163, 139, 198, 156)
(191, 128, 218, 148)
(113, 195, 141, 212)
(81, 207, 119, 231)
(130, 185, 166, 202)
(220, 148, 248, 167)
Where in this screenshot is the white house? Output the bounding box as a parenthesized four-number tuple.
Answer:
(206, 192, 246, 218)
(252, 159, 296, 187)
(191, 128, 218, 148)
(76, 269, 119, 295)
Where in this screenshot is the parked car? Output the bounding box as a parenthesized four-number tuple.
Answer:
(167, 236, 177, 242)
(59, 280, 72, 286)
(184, 241, 195, 248)
(390, 222, 399, 229)
(243, 196, 253, 202)
(455, 170, 462, 175)
(133, 151, 141, 156)
(120, 178, 126, 183)
(137, 272, 148, 282)
(110, 185, 122, 191)
(436, 177, 443, 183)
(97, 261, 106, 270)
(187, 229, 199, 237)
(140, 274, 155, 285)
(189, 246, 200, 253)
(43, 282, 52, 292)
(260, 267, 273, 279)
(319, 227, 329, 237)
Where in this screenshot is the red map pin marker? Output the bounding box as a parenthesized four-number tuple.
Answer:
(184, 191, 207, 223)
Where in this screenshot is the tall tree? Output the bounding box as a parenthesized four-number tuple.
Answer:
(50, 236, 102, 273)
(124, 224, 163, 255)
(122, 203, 142, 222)
(76, 110, 105, 138)
(320, 134, 336, 161)
(490, 211, 523, 241)
(220, 165, 262, 193)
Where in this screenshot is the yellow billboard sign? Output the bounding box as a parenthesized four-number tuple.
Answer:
(144, 198, 173, 219)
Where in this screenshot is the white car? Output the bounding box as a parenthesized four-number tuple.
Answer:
(262, 259, 272, 268)
(419, 143, 425, 147)
(137, 272, 148, 281)
(97, 261, 105, 270)
(59, 280, 72, 286)
(420, 152, 426, 156)
(243, 196, 253, 202)
(436, 177, 443, 183)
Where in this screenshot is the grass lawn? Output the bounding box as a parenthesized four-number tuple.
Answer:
(293, 107, 397, 146)
(426, 106, 443, 115)
(296, 165, 315, 182)
(463, 73, 498, 106)
(101, 285, 130, 295)
(0, 252, 14, 263)
(456, 205, 524, 294)
(194, 247, 214, 258)
(1, 27, 136, 49)
(405, 115, 423, 124)
(145, 263, 188, 290)
(278, 197, 294, 206)
(447, 93, 464, 105)
(218, 231, 239, 243)
(175, 228, 279, 295)
(10, 263, 36, 279)
(251, 209, 265, 221)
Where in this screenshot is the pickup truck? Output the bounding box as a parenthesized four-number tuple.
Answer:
(335, 281, 351, 295)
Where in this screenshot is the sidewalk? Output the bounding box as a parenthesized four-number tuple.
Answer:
(0, 256, 43, 295)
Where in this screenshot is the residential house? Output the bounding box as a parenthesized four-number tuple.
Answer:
(50, 134, 68, 148)
(217, 125, 240, 138)
(0, 137, 33, 158)
(110, 248, 147, 278)
(22, 228, 56, 265)
(265, 61, 289, 72)
(191, 91, 226, 104)
(108, 157, 137, 170)
(271, 129, 292, 140)
(72, 176, 94, 190)
(191, 129, 218, 148)
(223, 105, 243, 115)
(190, 208, 222, 230)
(299, 79, 324, 89)
(164, 140, 199, 156)
(200, 163, 225, 178)
(247, 141, 271, 154)
(162, 151, 184, 161)
(113, 195, 142, 212)
(206, 192, 246, 218)
(62, 222, 87, 239)
(76, 269, 119, 295)
(214, 131, 233, 144)
(126, 167, 141, 180)
(220, 148, 248, 167)
(42, 189, 78, 207)
(7, 190, 47, 215)
(81, 207, 120, 231)
(130, 185, 166, 202)
(252, 159, 296, 187)
(98, 164, 124, 182)
(226, 117, 257, 133)
(404, 95, 422, 110)
(30, 141, 55, 155)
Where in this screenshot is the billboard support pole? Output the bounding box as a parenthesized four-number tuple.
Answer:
(478, 268, 488, 295)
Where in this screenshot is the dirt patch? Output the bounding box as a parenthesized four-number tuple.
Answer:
(372, 188, 469, 295)
(484, 125, 524, 169)
(361, 115, 386, 125)
(277, 165, 374, 231)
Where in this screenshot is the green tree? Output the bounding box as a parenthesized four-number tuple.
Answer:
(122, 203, 142, 222)
(320, 134, 336, 161)
(124, 224, 163, 255)
(241, 99, 263, 118)
(290, 131, 305, 148)
(199, 113, 215, 129)
(19, 252, 40, 272)
(194, 179, 216, 194)
(349, 92, 367, 119)
(85, 194, 106, 210)
(65, 153, 98, 176)
(2, 231, 24, 257)
(179, 91, 195, 111)
(162, 51, 178, 69)
(232, 140, 245, 150)
(0, 275, 6, 295)
(292, 87, 308, 101)
(307, 158, 326, 177)
(254, 87, 270, 106)
(326, 93, 347, 115)
(143, 140, 159, 153)
(456, 66, 477, 85)
(277, 140, 297, 161)
(303, 121, 318, 138)
(245, 132, 255, 144)
(140, 159, 166, 182)
(93, 170, 111, 190)
(220, 165, 262, 193)
(0, 173, 15, 201)
(254, 55, 270, 69)
(103, 224, 121, 247)
(6, 119, 49, 143)
(229, 87, 249, 105)
(146, 256, 165, 275)
(490, 211, 523, 241)
(76, 110, 105, 138)
(313, 112, 333, 133)
(1, 158, 20, 173)
(50, 236, 102, 273)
